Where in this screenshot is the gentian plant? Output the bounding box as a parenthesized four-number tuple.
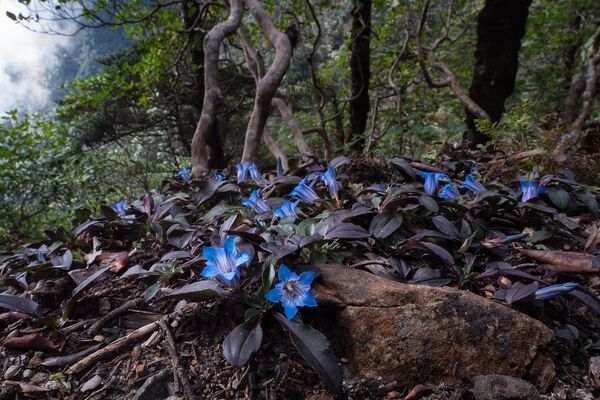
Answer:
(200, 236, 251, 287)
(265, 264, 318, 320)
(273, 199, 299, 221)
(520, 179, 546, 202)
(535, 282, 578, 300)
(111, 200, 128, 217)
(176, 167, 191, 183)
(460, 173, 486, 193)
(241, 189, 271, 213)
(236, 162, 263, 185)
(291, 177, 319, 203)
(417, 171, 448, 196)
(320, 166, 339, 200)
(439, 183, 460, 200)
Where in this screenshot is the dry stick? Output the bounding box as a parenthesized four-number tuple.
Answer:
(159, 319, 194, 400)
(68, 303, 199, 374)
(241, 0, 292, 163)
(519, 249, 599, 273)
(88, 298, 143, 336)
(554, 25, 600, 158)
(190, 0, 243, 177)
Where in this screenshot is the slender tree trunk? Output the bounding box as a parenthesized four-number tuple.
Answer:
(240, 0, 292, 164)
(464, 0, 531, 147)
(191, 0, 243, 177)
(349, 0, 371, 153)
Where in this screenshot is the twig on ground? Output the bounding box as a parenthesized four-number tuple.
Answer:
(89, 298, 143, 336)
(159, 319, 194, 399)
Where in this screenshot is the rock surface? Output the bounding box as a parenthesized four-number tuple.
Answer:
(312, 265, 555, 390)
(472, 374, 539, 400)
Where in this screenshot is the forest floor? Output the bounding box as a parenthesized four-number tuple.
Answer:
(1, 153, 600, 399)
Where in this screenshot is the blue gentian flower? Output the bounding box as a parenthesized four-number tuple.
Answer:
(200, 236, 251, 286)
(520, 179, 546, 202)
(265, 265, 318, 320)
(276, 157, 284, 177)
(176, 167, 191, 183)
(210, 172, 225, 181)
(111, 200, 128, 217)
(36, 245, 48, 263)
(535, 282, 578, 300)
(460, 174, 486, 193)
(439, 183, 460, 200)
(291, 177, 319, 203)
(274, 199, 299, 220)
(320, 166, 339, 200)
(241, 189, 271, 213)
(417, 172, 448, 196)
(236, 162, 263, 184)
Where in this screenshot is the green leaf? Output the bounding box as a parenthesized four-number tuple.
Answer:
(546, 187, 569, 210)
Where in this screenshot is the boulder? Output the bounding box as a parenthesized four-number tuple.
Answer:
(312, 265, 555, 390)
(472, 374, 539, 400)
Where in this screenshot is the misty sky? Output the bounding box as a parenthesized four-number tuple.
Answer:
(0, 1, 72, 114)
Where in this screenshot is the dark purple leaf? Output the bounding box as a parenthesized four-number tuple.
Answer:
(0, 294, 42, 318)
(194, 180, 221, 206)
(274, 313, 342, 395)
(408, 267, 451, 287)
(432, 215, 460, 239)
(418, 195, 439, 213)
(225, 229, 266, 245)
(324, 223, 370, 240)
(504, 282, 538, 304)
(570, 290, 600, 316)
(420, 242, 455, 266)
(369, 213, 402, 239)
(223, 317, 263, 367)
(329, 155, 350, 169)
(389, 157, 416, 180)
(64, 265, 112, 318)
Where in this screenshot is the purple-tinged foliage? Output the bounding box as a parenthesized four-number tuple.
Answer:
(265, 265, 317, 320)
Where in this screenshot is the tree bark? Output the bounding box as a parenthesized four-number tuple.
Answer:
(240, 0, 292, 164)
(349, 0, 371, 153)
(262, 129, 289, 170)
(464, 0, 532, 148)
(191, 0, 243, 177)
(271, 97, 313, 159)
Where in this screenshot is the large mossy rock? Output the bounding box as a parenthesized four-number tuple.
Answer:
(312, 265, 555, 390)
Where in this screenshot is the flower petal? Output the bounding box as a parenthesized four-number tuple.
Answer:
(278, 264, 294, 282)
(283, 303, 298, 320)
(265, 286, 283, 303)
(298, 271, 315, 286)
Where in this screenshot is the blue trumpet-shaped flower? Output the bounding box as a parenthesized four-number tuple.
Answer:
(417, 172, 448, 196)
(535, 282, 578, 300)
(176, 167, 191, 183)
(273, 199, 299, 220)
(460, 174, 486, 193)
(320, 166, 339, 200)
(210, 172, 225, 181)
(520, 179, 546, 202)
(200, 236, 251, 286)
(291, 177, 319, 203)
(439, 183, 460, 200)
(236, 162, 263, 184)
(111, 200, 128, 217)
(265, 265, 318, 320)
(241, 189, 271, 213)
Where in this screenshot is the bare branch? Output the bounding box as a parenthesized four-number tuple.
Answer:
(191, 0, 243, 177)
(415, 0, 489, 120)
(240, 0, 293, 163)
(554, 25, 600, 158)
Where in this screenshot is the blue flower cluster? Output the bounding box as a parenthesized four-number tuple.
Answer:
(535, 282, 577, 300)
(238, 163, 340, 221)
(417, 171, 547, 204)
(177, 167, 191, 183)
